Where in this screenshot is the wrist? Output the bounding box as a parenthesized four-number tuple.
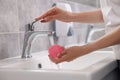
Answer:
(83, 42, 98, 53)
(69, 12, 78, 22)
(70, 12, 84, 22)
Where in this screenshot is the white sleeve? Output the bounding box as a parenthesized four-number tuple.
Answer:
(100, 0, 112, 23)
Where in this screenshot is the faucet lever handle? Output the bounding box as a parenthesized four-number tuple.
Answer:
(25, 24, 34, 31)
(25, 20, 39, 32)
(31, 20, 38, 26)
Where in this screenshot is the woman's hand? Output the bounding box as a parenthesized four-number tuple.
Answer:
(35, 6, 73, 22)
(49, 44, 94, 64)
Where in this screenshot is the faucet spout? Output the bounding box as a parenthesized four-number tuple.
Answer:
(21, 21, 54, 59)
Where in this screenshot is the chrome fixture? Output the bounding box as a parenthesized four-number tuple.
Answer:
(21, 20, 55, 58)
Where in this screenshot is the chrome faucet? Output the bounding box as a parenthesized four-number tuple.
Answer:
(21, 20, 55, 58)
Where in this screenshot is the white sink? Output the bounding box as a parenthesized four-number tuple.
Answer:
(0, 51, 117, 80)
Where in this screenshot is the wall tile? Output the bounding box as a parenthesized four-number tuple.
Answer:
(17, 0, 52, 31)
(0, 0, 53, 60)
(0, 0, 19, 32)
(0, 33, 20, 60)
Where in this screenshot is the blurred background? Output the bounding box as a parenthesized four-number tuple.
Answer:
(0, 0, 111, 60)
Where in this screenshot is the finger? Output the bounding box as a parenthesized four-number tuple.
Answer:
(66, 59, 74, 62)
(40, 16, 55, 23)
(55, 55, 68, 64)
(35, 12, 51, 21)
(57, 50, 67, 58)
(48, 55, 66, 64)
(35, 7, 57, 21)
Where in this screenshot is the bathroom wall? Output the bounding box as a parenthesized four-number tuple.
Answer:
(67, 0, 100, 7)
(0, 0, 103, 60)
(60, 1, 97, 45)
(0, 0, 53, 60)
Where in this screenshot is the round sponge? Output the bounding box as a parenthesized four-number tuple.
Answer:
(48, 44, 64, 58)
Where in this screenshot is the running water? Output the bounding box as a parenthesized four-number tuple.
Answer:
(56, 64, 61, 69)
(49, 36, 54, 46)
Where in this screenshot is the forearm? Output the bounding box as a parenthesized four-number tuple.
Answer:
(88, 26, 120, 52)
(71, 9, 104, 23)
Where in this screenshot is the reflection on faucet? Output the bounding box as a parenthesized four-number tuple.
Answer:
(21, 21, 55, 59)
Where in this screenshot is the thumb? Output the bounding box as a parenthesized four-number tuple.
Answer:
(57, 50, 67, 58)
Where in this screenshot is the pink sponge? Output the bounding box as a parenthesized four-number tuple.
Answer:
(48, 44, 64, 58)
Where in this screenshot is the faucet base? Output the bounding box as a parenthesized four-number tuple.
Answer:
(21, 55, 32, 59)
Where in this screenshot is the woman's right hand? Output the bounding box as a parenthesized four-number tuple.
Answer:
(35, 6, 73, 23)
(48, 44, 95, 64)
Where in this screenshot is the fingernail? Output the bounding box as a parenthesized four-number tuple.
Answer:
(40, 20, 45, 22)
(40, 18, 47, 22)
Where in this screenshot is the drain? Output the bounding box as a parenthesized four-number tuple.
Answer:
(38, 63, 42, 68)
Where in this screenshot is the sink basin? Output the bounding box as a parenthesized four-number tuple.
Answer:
(0, 50, 117, 80)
